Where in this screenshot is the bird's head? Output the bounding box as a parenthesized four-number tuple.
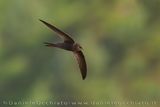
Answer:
(74, 43, 83, 51)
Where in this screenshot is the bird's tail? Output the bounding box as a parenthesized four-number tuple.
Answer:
(44, 42, 57, 47)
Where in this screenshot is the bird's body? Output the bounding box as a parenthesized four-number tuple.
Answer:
(40, 19, 87, 80)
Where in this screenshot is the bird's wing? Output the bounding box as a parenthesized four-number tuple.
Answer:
(39, 19, 75, 44)
(74, 51, 87, 80)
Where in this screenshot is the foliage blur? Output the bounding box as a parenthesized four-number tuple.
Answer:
(0, 0, 160, 107)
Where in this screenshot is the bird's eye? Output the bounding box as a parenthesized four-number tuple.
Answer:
(80, 46, 83, 49)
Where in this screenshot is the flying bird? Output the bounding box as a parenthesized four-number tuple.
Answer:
(40, 19, 87, 80)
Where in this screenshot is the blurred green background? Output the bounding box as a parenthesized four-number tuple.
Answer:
(0, 0, 160, 107)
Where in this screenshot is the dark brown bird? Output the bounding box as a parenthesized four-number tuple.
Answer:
(40, 19, 87, 80)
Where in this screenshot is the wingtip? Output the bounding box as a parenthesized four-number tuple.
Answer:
(39, 19, 45, 23)
(82, 75, 86, 80)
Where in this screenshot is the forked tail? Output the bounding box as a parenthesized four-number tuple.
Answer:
(44, 42, 57, 47)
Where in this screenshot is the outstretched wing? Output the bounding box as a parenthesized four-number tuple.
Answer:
(39, 19, 74, 44)
(74, 51, 87, 80)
